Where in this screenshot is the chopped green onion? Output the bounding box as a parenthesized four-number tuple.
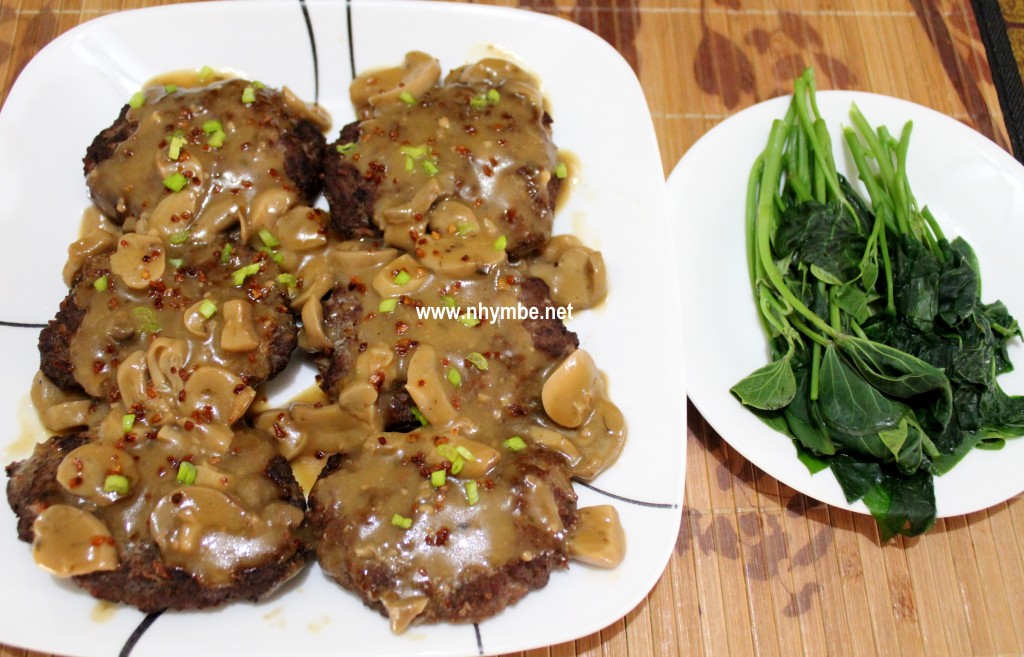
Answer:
(232, 263, 261, 286)
(202, 119, 223, 135)
(164, 84, 178, 94)
(197, 65, 214, 82)
(393, 270, 411, 285)
(400, 144, 428, 159)
(207, 130, 226, 148)
(486, 88, 501, 104)
(436, 445, 458, 462)
(259, 247, 284, 264)
(253, 80, 265, 89)
(469, 94, 487, 110)
(464, 480, 479, 505)
(455, 445, 475, 461)
(176, 461, 197, 485)
(103, 474, 130, 495)
(242, 85, 256, 104)
(93, 275, 109, 292)
(391, 513, 413, 529)
(404, 156, 415, 172)
(410, 407, 429, 427)
(493, 235, 507, 251)
(169, 228, 190, 245)
(422, 159, 439, 176)
(459, 315, 480, 328)
(456, 222, 474, 236)
(446, 367, 462, 387)
(504, 436, 527, 452)
(378, 298, 399, 313)
(336, 142, 357, 155)
(167, 135, 186, 160)
(258, 229, 280, 248)
(163, 172, 188, 192)
(431, 470, 446, 487)
(198, 299, 218, 319)
(399, 90, 416, 105)
(132, 306, 161, 335)
(122, 413, 136, 434)
(277, 273, 297, 288)
(466, 352, 488, 370)
(168, 258, 184, 269)
(554, 162, 568, 179)
(441, 295, 456, 308)
(219, 243, 234, 264)
(128, 91, 146, 109)
(450, 457, 464, 475)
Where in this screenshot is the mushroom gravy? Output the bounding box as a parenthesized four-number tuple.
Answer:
(13, 52, 627, 626)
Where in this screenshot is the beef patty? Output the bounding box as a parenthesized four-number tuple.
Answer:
(84, 78, 325, 225)
(308, 441, 577, 631)
(6, 429, 309, 611)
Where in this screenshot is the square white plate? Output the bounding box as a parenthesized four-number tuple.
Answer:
(0, 2, 686, 656)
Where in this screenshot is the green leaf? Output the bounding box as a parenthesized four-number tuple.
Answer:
(829, 453, 883, 502)
(817, 344, 907, 436)
(731, 357, 797, 411)
(878, 418, 909, 460)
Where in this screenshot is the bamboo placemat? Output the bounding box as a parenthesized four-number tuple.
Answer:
(2, 1, 1023, 656)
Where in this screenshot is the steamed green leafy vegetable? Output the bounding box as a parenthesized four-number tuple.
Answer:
(733, 68, 1024, 540)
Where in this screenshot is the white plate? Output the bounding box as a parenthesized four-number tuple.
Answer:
(670, 90, 1024, 519)
(0, 2, 686, 656)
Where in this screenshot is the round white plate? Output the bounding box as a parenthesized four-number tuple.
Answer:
(669, 90, 1024, 518)
(0, 2, 685, 656)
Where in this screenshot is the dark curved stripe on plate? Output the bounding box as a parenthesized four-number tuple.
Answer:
(118, 610, 164, 657)
(0, 320, 45, 328)
(473, 623, 483, 655)
(970, 0, 1024, 162)
(346, 0, 356, 80)
(297, 0, 319, 103)
(575, 481, 677, 509)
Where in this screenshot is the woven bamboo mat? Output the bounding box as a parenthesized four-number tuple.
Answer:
(2, 1, 1023, 656)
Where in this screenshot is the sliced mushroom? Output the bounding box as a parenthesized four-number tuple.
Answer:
(32, 371, 98, 432)
(380, 593, 429, 634)
(424, 432, 500, 479)
(282, 85, 332, 132)
(573, 398, 627, 481)
(181, 365, 256, 426)
(32, 505, 119, 577)
(372, 254, 433, 298)
(146, 337, 190, 402)
(404, 345, 456, 426)
(526, 425, 583, 470)
(183, 299, 215, 337)
(351, 51, 441, 116)
(541, 349, 602, 429)
(275, 205, 328, 251)
(190, 196, 241, 243)
(528, 235, 608, 309)
(220, 299, 261, 352)
(427, 199, 480, 236)
(141, 189, 196, 243)
(568, 505, 625, 568)
(109, 233, 166, 289)
(300, 296, 330, 351)
(248, 188, 296, 243)
(329, 241, 398, 276)
(454, 58, 544, 109)
(417, 234, 505, 278)
(64, 228, 117, 287)
(56, 442, 138, 506)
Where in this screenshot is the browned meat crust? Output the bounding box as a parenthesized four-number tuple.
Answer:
(314, 285, 362, 398)
(519, 276, 578, 359)
(324, 122, 380, 240)
(38, 295, 86, 392)
(308, 447, 577, 626)
(6, 434, 310, 612)
(83, 104, 136, 176)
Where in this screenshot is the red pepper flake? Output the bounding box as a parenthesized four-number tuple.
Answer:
(378, 436, 388, 445)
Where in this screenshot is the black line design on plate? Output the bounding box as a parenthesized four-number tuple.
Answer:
(970, 0, 1024, 161)
(118, 610, 164, 657)
(346, 0, 356, 80)
(297, 0, 320, 103)
(0, 320, 45, 329)
(474, 622, 484, 655)
(575, 481, 678, 509)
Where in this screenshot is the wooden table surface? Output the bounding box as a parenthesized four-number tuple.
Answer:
(2, 1, 1023, 656)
